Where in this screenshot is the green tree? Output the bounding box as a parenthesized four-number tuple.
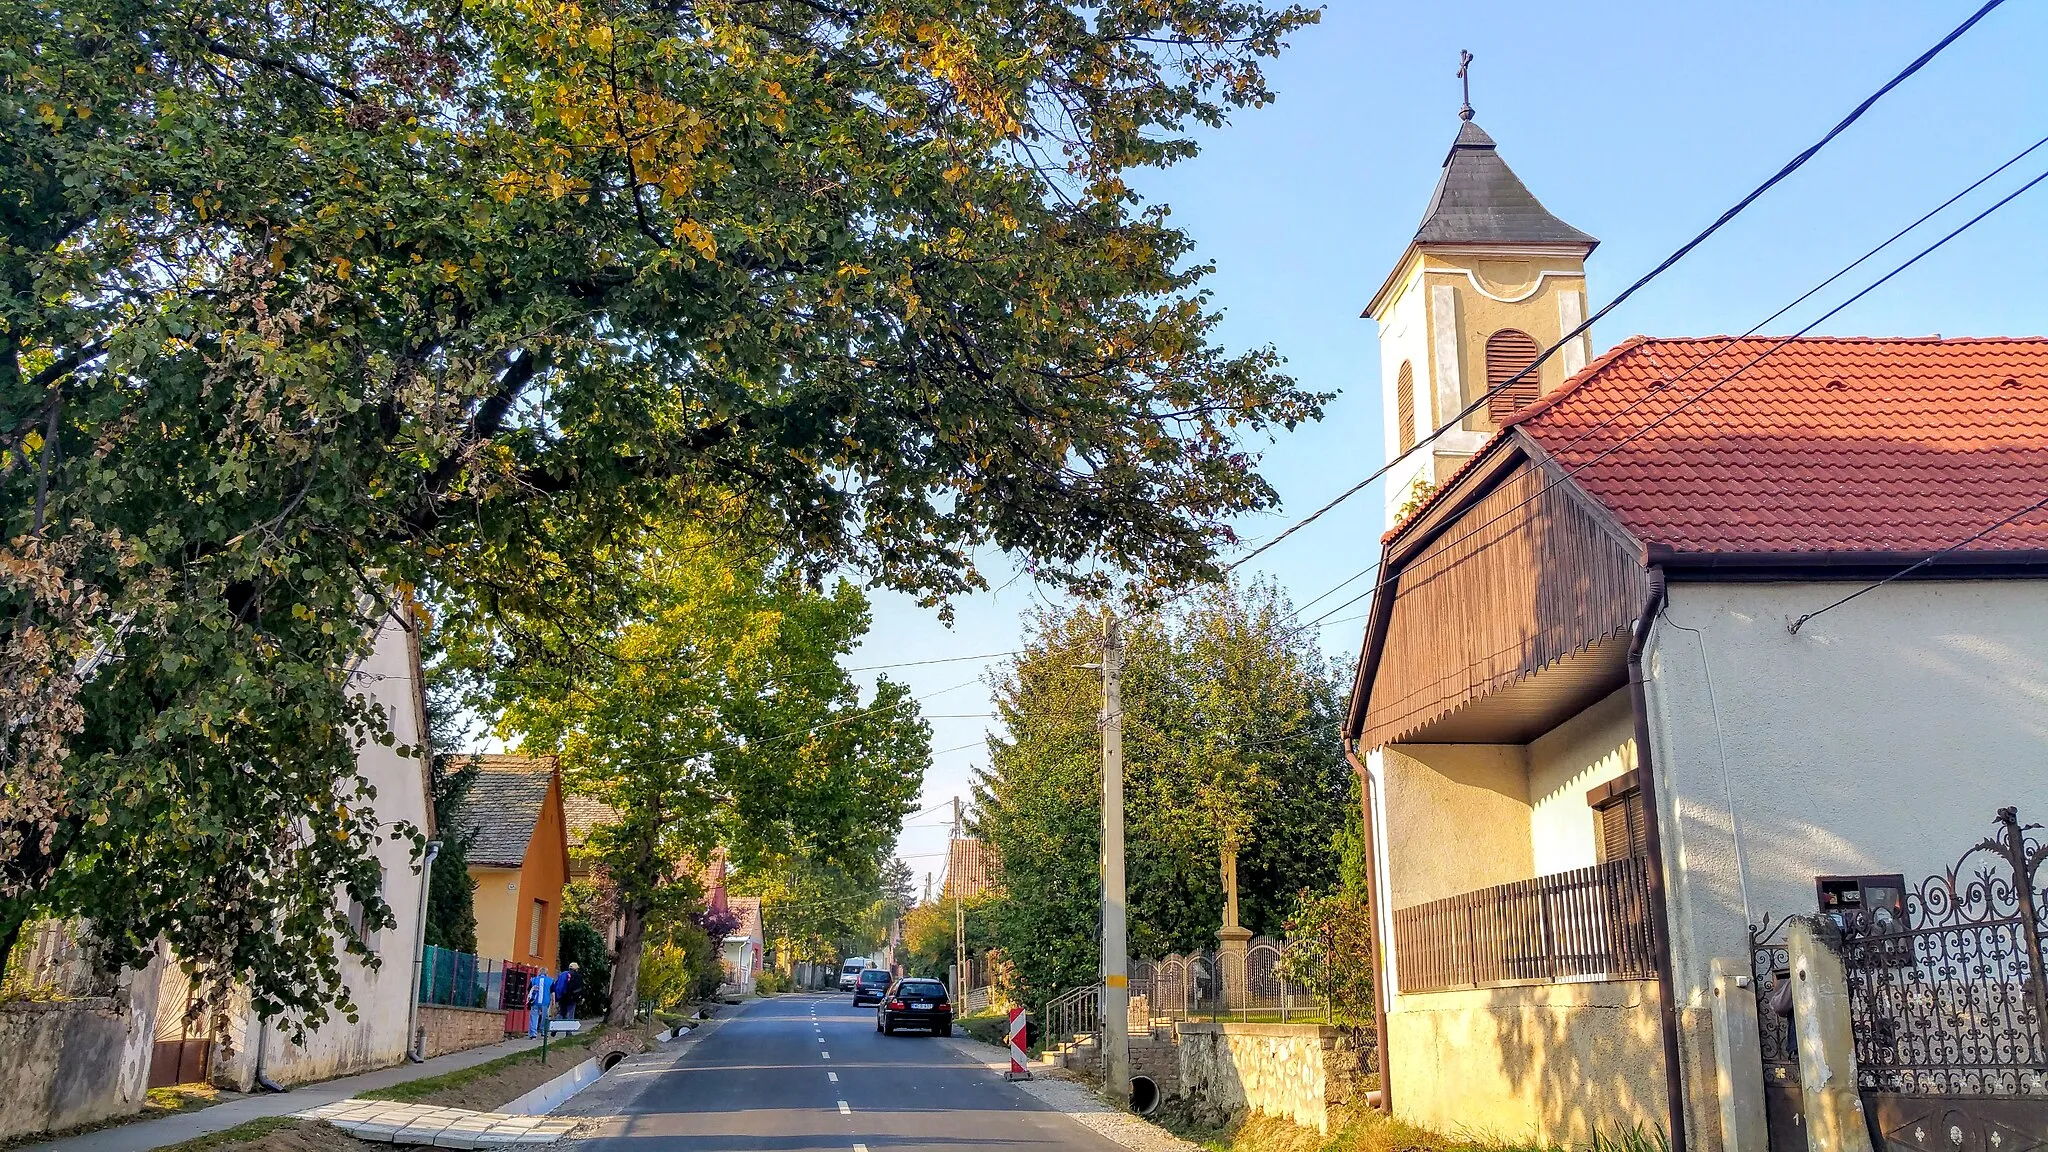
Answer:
(487, 520, 924, 1024)
(1, 0, 1319, 1020)
(973, 582, 1350, 1011)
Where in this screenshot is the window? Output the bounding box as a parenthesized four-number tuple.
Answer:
(529, 900, 546, 958)
(1485, 329, 1541, 422)
(1587, 772, 1646, 862)
(345, 867, 385, 953)
(1396, 361, 1417, 451)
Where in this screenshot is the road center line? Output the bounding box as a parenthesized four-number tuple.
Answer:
(837, 1101, 851, 1115)
(821, 1051, 831, 1059)
(827, 1070, 838, 1081)
(855, 1145, 870, 1152)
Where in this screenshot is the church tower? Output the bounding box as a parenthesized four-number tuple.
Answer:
(1366, 91, 1597, 528)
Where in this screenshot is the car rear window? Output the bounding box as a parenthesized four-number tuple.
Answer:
(897, 981, 947, 998)
(858, 970, 890, 985)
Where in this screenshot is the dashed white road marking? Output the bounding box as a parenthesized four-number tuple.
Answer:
(837, 1101, 851, 1115)
(828, 1071, 839, 1082)
(821, 1051, 831, 1059)
(855, 1145, 870, 1152)
(818, 1037, 826, 1043)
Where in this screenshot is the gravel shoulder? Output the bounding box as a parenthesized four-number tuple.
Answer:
(940, 1037, 1201, 1152)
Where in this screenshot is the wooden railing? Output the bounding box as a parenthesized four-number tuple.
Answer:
(1391, 856, 1656, 993)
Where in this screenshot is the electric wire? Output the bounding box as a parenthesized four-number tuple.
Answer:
(1285, 153, 2048, 636)
(1216, 0, 2012, 577)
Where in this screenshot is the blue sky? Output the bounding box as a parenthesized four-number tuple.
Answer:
(869, 1, 2048, 879)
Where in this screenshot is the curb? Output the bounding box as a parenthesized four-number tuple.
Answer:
(501, 1058, 604, 1116)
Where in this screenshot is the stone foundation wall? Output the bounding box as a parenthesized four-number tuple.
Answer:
(1129, 1029, 1180, 1099)
(1175, 1022, 1364, 1134)
(418, 1005, 509, 1059)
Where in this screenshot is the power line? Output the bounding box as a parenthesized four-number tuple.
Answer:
(1787, 490, 2048, 634)
(1218, 0, 2012, 578)
(1289, 148, 2048, 635)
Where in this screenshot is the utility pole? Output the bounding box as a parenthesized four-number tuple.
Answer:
(952, 796, 967, 999)
(1099, 613, 1131, 1100)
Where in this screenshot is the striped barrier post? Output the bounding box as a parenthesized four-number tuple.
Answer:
(1005, 1006, 1032, 1081)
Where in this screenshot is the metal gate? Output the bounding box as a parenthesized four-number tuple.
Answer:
(149, 964, 212, 1088)
(1752, 807, 2047, 1152)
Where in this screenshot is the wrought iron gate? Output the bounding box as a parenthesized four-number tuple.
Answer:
(1751, 807, 2047, 1152)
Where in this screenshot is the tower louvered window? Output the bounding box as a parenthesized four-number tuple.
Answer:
(1396, 361, 1416, 451)
(1485, 329, 1541, 422)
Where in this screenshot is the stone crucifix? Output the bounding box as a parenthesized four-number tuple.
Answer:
(1220, 841, 1240, 932)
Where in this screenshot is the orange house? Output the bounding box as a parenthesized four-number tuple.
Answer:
(452, 755, 570, 970)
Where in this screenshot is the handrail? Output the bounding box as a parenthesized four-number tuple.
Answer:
(1042, 983, 1102, 1049)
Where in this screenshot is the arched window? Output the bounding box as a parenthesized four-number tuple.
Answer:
(1485, 329, 1541, 422)
(1396, 361, 1416, 452)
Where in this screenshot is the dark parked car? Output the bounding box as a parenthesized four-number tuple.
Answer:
(852, 967, 892, 1006)
(875, 977, 952, 1036)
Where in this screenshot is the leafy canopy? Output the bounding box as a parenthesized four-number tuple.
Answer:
(972, 582, 1351, 1010)
(1, 0, 1318, 1020)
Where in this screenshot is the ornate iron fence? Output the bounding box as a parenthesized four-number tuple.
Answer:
(1127, 937, 1322, 1022)
(1750, 807, 2048, 1103)
(1842, 807, 2046, 1097)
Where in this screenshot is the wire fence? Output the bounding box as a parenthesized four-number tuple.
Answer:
(417, 944, 533, 1012)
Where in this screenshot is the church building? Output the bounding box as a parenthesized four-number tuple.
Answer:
(1345, 110, 2048, 1152)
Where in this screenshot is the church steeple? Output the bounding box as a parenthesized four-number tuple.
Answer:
(1366, 87, 1598, 529)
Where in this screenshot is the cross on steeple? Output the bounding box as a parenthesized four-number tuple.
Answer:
(1457, 49, 1475, 121)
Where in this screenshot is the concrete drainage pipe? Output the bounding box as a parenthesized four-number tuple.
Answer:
(1128, 1076, 1160, 1117)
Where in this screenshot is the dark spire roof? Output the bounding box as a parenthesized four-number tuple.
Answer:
(1411, 121, 1597, 249)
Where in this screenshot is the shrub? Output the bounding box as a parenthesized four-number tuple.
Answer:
(1279, 888, 1376, 1030)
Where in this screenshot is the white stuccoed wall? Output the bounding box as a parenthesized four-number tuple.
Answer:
(1642, 578, 2048, 1151)
(215, 614, 435, 1088)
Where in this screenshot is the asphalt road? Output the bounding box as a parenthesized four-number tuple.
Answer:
(561, 992, 1128, 1152)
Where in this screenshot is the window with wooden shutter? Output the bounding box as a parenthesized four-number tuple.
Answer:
(1485, 329, 1541, 423)
(1588, 771, 1646, 862)
(1396, 361, 1416, 451)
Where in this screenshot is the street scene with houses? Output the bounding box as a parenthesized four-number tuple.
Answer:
(4, 5, 2046, 1152)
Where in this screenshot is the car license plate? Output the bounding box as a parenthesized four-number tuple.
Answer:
(912, 1002, 932, 1010)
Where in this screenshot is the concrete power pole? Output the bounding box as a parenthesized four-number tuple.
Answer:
(1099, 613, 1131, 1099)
(953, 796, 967, 1000)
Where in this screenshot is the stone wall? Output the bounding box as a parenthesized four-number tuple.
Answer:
(0, 948, 164, 1142)
(418, 1005, 509, 1059)
(1175, 1022, 1365, 1134)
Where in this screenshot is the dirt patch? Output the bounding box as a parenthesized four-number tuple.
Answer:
(158, 1118, 379, 1152)
(393, 1047, 596, 1112)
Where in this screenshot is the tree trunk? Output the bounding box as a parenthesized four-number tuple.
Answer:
(606, 901, 646, 1027)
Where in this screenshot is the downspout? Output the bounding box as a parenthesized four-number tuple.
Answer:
(252, 1019, 286, 1093)
(1343, 745, 1392, 1116)
(407, 840, 443, 1062)
(1628, 566, 1688, 1152)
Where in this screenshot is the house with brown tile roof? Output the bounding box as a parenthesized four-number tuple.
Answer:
(941, 837, 999, 901)
(449, 755, 570, 972)
(1345, 333, 2048, 1150)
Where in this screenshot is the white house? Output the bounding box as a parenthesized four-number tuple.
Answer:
(211, 607, 437, 1088)
(1344, 334, 2048, 1150)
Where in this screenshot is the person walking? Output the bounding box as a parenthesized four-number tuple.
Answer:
(555, 964, 580, 1022)
(524, 970, 550, 1039)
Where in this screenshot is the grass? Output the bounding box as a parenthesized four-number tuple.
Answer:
(352, 1028, 603, 1103)
(156, 1117, 301, 1152)
(1154, 1105, 1669, 1152)
(0, 1081, 230, 1150)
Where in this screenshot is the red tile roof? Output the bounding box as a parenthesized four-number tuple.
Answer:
(1501, 336, 2048, 555)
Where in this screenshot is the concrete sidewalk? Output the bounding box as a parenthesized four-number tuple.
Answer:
(21, 1036, 548, 1152)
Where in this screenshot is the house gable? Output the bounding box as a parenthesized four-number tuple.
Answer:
(1352, 435, 1646, 749)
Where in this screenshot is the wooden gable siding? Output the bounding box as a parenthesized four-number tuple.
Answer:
(1361, 455, 1646, 748)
